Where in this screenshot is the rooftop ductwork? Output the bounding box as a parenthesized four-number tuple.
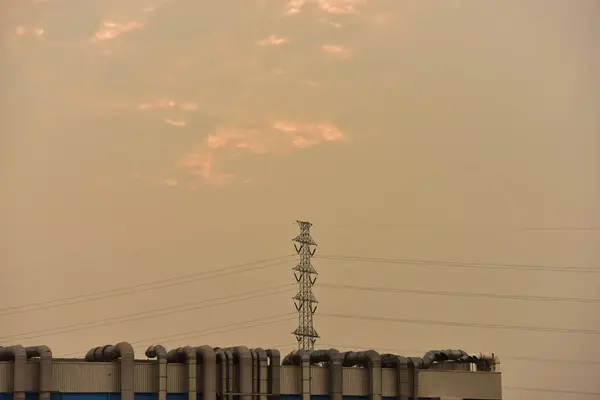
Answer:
(145, 345, 168, 400)
(381, 349, 486, 399)
(282, 350, 311, 400)
(0, 345, 27, 400)
(25, 346, 53, 400)
(252, 348, 268, 400)
(168, 347, 197, 400)
(283, 349, 343, 400)
(167, 346, 217, 400)
(342, 351, 382, 400)
(265, 349, 280, 400)
(215, 347, 234, 400)
(221, 346, 252, 400)
(85, 342, 134, 400)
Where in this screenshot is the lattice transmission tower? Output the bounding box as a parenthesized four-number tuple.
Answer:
(292, 220, 319, 350)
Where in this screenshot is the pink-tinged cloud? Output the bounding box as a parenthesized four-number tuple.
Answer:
(163, 179, 178, 187)
(92, 21, 143, 42)
(164, 118, 186, 127)
(178, 151, 235, 186)
(15, 26, 44, 37)
(180, 102, 200, 111)
(322, 44, 349, 57)
(138, 99, 199, 112)
(285, 0, 367, 15)
(256, 35, 288, 46)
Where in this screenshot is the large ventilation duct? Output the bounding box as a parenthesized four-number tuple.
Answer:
(221, 346, 252, 400)
(250, 349, 258, 398)
(85, 342, 134, 400)
(380, 355, 415, 400)
(381, 349, 480, 400)
(309, 349, 343, 400)
(457, 352, 500, 372)
(196, 345, 217, 400)
(282, 350, 311, 400)
(342, 351, 382, 400)
(167, 347, 197, 400)
(168, 346, 217, 400)
(145, 345, 168, 400)
(283, 349, 343, 400)
(265, 349, 280, 400)
(214, 348, 227, 399)
(0, 345, 27, 400)
(252, 348, 268, 400)
(214, 348, 234, 400)
(25, 346, 53, 400)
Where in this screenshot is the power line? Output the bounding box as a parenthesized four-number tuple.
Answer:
(320, 283, 600, 304)
(1, 284, 295, 342)
(327, 223, 600, 232)
(57, 313, 296, 358)
(504, 387, 600, 396)
(0, 255, 295, 317)
(317, 254, 600, 273)
(318, 342, 600, 365)
(320, 312, 600, 336)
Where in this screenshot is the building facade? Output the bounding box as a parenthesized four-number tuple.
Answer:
(0, 344, 502, 400)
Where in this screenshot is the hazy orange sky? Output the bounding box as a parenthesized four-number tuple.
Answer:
(1, 1, 599, 399)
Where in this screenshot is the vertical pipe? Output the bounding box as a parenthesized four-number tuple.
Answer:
(250, 349, 258, 398)
(145, 346, 167, 400)
(265, 349, 280, 400)
(0, 346, 26, 400)
(253, 349, 268, 400)
(196, 346, 217, 400)
(300, 352, 311, 400)
(25, 346, 53, 400)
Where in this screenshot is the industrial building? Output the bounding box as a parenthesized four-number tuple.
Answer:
(0, 343, 502, 400)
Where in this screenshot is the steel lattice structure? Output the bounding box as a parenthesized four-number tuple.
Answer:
(291, 220, 320, 350)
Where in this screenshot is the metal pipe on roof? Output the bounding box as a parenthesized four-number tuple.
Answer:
(222, 346, 252, 400)
(265, 349, 280, 400)
(342, 351, 382, 400)
(281, 350, 311, 400)
(253, 348, 269, 400)
(167, 347, 197, 400)
(25, 345, 53, 400)
(145, 345, 168, 400)
(195, 345, 217, 400)
(250, 349, 258, 397)
(0, 345, 27, 400)
(85, 342, 134, 400)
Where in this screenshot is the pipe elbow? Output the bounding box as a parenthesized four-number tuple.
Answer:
(145, 345, 167, 359)
(0, 345, 27, 361)
(254, 347, 268, 362)
(233, 345, 252, 361)
(115, 342, 135, 361)
(196, 345, 216, 363)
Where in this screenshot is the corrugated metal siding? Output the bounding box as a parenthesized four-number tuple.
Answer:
(417, 370, 502, 400)
(343, 368, 368, 396)
(0, 362, 13, 392)
(280, 366, 300, 394)
(166, 364, 186, 393)
(54, 362, 119, 392)
(381, 368, 395, 397)
(309, 366, 327, 395)
(134, 363, 156, 393)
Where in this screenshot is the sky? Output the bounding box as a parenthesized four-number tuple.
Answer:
(1, 0, 599, 399)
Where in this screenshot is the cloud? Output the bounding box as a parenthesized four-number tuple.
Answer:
(163, 179, 178, 187)
(164, 118, 187, 127)
(170, 119, 345, 188)
(178, 151, 235, 186)
(322, 44, 350, 58)
(92, 21, 143, 42)
(138, 99, 200, 112)
(256, 35, 288, 46)
(14, 26, 44, 37)
(285, 0, 368, 15)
